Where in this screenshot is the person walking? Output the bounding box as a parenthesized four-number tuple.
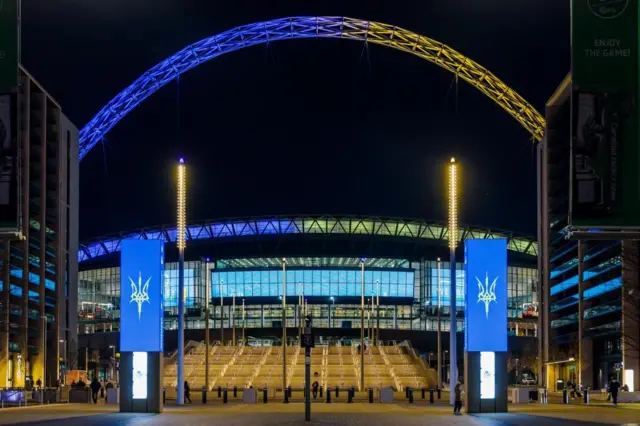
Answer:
(90, 377, 101, 404)
(609, 378, 620, 405)
(453, 382, 463, 414)
(184, 381, 192, 404)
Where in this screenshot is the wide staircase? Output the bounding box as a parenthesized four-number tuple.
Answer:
(162, 340, 436, 398)
(325, 345, 357, 390)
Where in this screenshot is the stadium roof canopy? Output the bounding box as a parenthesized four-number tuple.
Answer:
(79, 216, 537, 263)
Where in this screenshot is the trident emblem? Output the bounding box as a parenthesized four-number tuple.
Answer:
(475, 271, 498, 319)
(129, 271, 151, 320)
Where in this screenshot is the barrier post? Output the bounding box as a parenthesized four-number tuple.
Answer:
(233, 386, 237, 398)
(283, 387, 289, 403)
(584, 389, 589, 404)
(409, 388, 414, 404)
(163, 388, 166, 404)
(430, 388, 434, 404)
(319, 386, 323, 398)
(218, 386, 222, 398)
(368, 388, 373, 403)
(335, 386, 339, 398)
(263, 387, 268, 404)
(202, 386, 207, 404)
(562, 389, 568, 404)
(326, 387, 332, 403)
(347, 387, 353, 403)
(437, 387, 441, 399)
(223, 388, 228, 404)
(421, 388, 425, 399)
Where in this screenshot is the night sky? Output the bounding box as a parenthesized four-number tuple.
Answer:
(22, 0, 570, 241)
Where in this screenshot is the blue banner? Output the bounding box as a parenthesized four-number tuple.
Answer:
(120, 239, 164, 352)
(464, 239, 507, 352)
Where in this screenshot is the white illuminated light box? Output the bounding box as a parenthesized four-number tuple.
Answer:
(624, 369, 635, 393)
(132, 352, 148, 399)
(480, 351, 496, 399)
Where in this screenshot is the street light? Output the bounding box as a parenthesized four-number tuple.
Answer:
(242, 298, 246, 346)
(360, 258, 365, 391)
(219, 279, 225, 345)
(329, 297, 335, 328)
(282, 257, 288, 399)
(176, 157, 187, 405)
(437, 257, 442, 389)
(448, 157, 458, 403)
(232, 292, 236, 346)
(376, 280, 380, 345)
(203, 257, 211, 389)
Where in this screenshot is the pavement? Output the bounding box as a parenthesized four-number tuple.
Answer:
(0, 401, 638, 426)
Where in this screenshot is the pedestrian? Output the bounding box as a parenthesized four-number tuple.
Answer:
(312, 380, 319, 399)
(453, 382, 463, 414)
(184, 381, 192, 404)
(36, 378, 42, 389)
(609, 378, 620, 405)
(90, 377, 101, 404)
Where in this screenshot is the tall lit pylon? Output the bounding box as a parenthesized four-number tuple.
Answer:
(176, 158, 187, 405)
(448, 157, 458, 404)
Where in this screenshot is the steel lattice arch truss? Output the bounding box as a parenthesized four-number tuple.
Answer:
(79, 16, 546, 158)
(78, 215, 537, 263)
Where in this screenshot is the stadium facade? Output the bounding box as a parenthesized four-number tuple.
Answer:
(77, 216, 539, 383)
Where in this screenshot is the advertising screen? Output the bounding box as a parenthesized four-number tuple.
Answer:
(120, 239, 164, 352)
(464, 239, 507, 352)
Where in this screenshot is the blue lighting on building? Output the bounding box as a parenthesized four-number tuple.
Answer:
(211, 269, 415, 298)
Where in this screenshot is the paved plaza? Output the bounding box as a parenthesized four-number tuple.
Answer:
(0, 402, 638, 426)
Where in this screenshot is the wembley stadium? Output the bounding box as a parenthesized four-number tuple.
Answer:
(76, 215, 539, 390)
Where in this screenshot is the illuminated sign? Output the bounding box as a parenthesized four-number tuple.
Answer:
(480, 351, 496, 399)
(132, 352, 148, 399)
(464, 239, 507, 352)
(120, 239, 164, 352)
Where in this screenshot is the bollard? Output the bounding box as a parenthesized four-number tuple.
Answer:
(437, 387, 441, 400)
(284, 387, 290, 404)
(288, 386, 292, 400)
(421, 388, 426, 399)
(326, 387, 332, 403)
(233, 386, 238, 398)
(335, 386, 340, 398)
(368, 387, 374, 403)
(263, 387, 268, 404)
(405, 387, 410, 398)
(409, 388, 414, 404)
(223, 388, 228, 404)
(319, 386, 323, 398)
(583, 389, 589, 404)
(202, 386, 207, 404)
(218, 386, 222, 398)
(562, 389, 568, 404)
(347, 387, 353, 403)
(163, 388, 166, 404)
(429, 388, 434, 404)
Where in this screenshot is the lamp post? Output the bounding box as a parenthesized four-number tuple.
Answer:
(242, 298, 246, 346)
(448, 157, 458, 403)
(282, 258, 288, 398)
(437, 258, 442, 388)
(176, 158, 187, 405)
(219, 279, 224, 345)
(330, 297, 335, 328)
(360, 258, 365, 391)
(204, 257, 210, 389)
(297, 282, 303, 335)
(232, 293, 236, 346)
(376, 280, 380, 345)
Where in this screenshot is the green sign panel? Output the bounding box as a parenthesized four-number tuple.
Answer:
(570, 0, 640, 228)
(0, 0, 18, 93)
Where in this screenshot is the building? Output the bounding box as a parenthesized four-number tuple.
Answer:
(76, 216, 539, 383)
(540, 76, 639, 392)
(0, 67, 80, 388)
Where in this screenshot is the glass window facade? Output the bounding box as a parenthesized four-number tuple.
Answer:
(211, 269, 415, 298)
(78, 257, 537, 336)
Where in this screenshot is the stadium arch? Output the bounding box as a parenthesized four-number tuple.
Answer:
(79, 16, 546, 160)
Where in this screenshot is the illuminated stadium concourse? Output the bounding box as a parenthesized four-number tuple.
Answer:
(77, 216, 539, 364)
